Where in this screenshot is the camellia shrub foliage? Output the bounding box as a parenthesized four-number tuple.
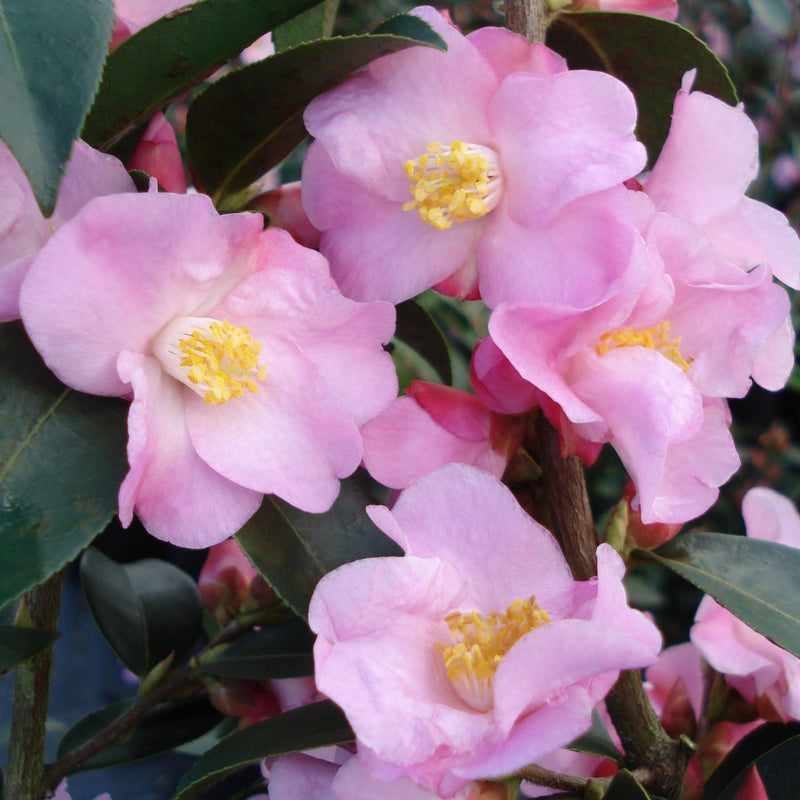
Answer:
(2, 0, 800, 798)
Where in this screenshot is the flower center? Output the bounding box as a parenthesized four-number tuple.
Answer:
(437, 596, 549, 712)
(153, 316, 266, 405)
(403, 140, 502, 230)
(595, 319, 693, 372)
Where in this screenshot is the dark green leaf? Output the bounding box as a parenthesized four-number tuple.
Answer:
(703, 722, 800, 800)
(546, 12, 737, 165)
(80, 548, 203, 676)
(272, 0, 338, 51)
(603, 770, 652, 800)
(0, 625, 59, 676)
(236, 473, 401, 619)
(56, 694, 223, 771)
(173, 700, 353, 800)
(0, 0, 113, 215)
(186, 14, 447, 202)
(0, 322, 128, 612)
(198, 618, 314, 680)
(645, 533, 800, 658)
(395, 300, 453, 386)
(81, 0, 322, 151)
(567, 709, 625, 765)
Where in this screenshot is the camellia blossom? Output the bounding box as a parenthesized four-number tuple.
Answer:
(361, 381, 524, 489)
(692, 488, 800, 721)
(127, 112, 187, 194)
(309, 465, 661, 796)
(0, 139, 134, 322)
(302, 5, 646, 305)
(19, 191, 397, 547)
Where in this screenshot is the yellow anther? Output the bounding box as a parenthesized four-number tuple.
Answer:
(437, 596, 549, 711)
(595, 319, 694, 372)
(175, 319, 265, 405)
(403, 140, 501, 230)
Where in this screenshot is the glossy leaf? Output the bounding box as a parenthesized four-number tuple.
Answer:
(546, 12, 737, 165)
(603, 770, 653, 799)
(236, 474, 401, 619)
(197, 618, 314, 680)
(395, 300, 453, 386)
(0, 0, 113, 215)
(173, 700, 353, 800)
(80, 548, 203, 676)
(56, 695, 223, 771)
(81, 0, 322, 150)
(703, 722, 800, 800)
(186, 14, 447, 202)
(0, 625, 59, 676)
(567, 709, 625, 765)
(0, 322, 128, 612)
(645, 533, 800, 658)
(272, 0, 338, 51)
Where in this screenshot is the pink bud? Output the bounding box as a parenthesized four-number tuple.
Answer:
(127, 112, 187, 193)
(247, 182, 321, 249)
(198, 539, 258, 623)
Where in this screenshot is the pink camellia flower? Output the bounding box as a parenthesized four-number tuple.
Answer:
(19, 191, 397, 547)
(361, 381, 524, 489)
(309, 464, 661, 796)
(127, 112, 187, 193)
(568, 0, 678, 20)
(302, 6, 646, 305)
(692, 488, 800, 721)
(0, 140, 134, 322)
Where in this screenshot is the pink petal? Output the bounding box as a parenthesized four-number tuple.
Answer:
(374, 464, 575, 616)
(268, 753, 338, 800)
(490, 70, 645, 224)
(117, 351, 262, 546)
(127, 112, 186, 194)
(742, 487, 800, 548)
(467, 27, 567, 79)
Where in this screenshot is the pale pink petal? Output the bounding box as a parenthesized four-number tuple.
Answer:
(21, 193, 262, 396)
(645, 83, 758, 224)
(646, 642, 705, 722)
(741, 487, 800, 548)
(470, 337, 539, 415)
(375, 464, 575, 616)
(468, 27, 567, 79)
(571, 348, 704, 521)
(479, 188, 640, 308)
(117, 351, 262, 546)
(751, 317, 796, 391)
(490, 70, 645, 224)
(333, 756, 444, 800)
(268, 753, 338, 800)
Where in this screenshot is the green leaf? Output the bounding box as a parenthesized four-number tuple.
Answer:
(81, 0, 323, 151)
(644, 533, 800, 658)
(0, 0, 114, 215)
(703, 722, 800, 800)
(185, 14, 447, 202)
(0, 322, 128, 612)
(56, 695, 224, 771)
(0, 625, 59, 676)
(567, 709, 625, 765)
(236, 473, 401, 619)
(173, 700, 352, 800)
(603, 770, 653, 799)
(80, 548, 203, 676)
(197, 618, 314, 680)
(395, 300, 453, 386)
(272, 0, 338, 51)
(546, 12, 737, 165)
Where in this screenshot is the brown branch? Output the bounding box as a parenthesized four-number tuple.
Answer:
(505, 0, 550, 44)
(5, 570, 65, 800)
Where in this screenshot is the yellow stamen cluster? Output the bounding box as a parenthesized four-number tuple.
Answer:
(438, 596, 550, 711)
(177, 319, 266, 405)
(403, 140, 497, 230)
(595, 319, 694, 372)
